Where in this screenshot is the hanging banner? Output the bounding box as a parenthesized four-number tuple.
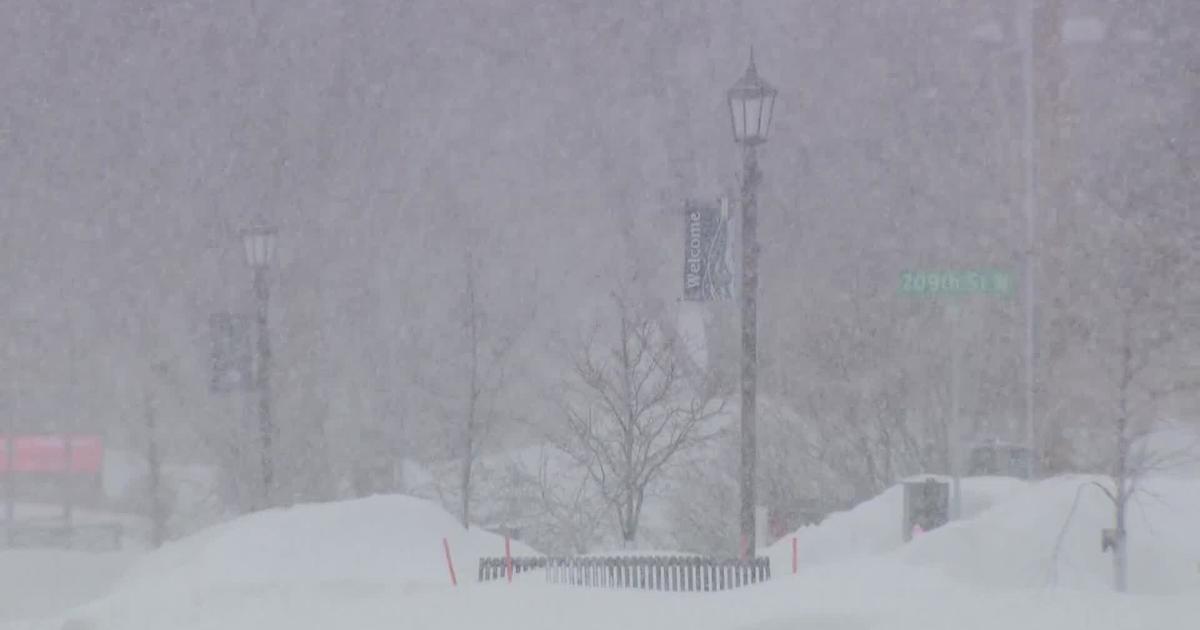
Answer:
(683, 199, 733, 301)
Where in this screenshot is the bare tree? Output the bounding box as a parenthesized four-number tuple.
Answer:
(554, 294, 723, 547)
(1068, 208, 1200, 592)
(1090, 309, 1199, 591)
(419, 254, 530, 529)
(666, 426, 739, 556)
(532, 447, 607, 555)
(785, 281, 934, 505)
(457, 262, 488, 528)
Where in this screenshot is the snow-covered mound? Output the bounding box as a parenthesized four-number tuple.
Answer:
(18, 480, 1200, 630)
(768, 475, 1200, 595)
(766, 476, 1027, 569)
(900, 475, 1200, 594)
(123, 494, 533, 586)
(0, 550, 135, 623)
(61, 494, 536, 628)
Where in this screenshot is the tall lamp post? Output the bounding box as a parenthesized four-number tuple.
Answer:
(728, 52, 777, 554)
(242, 224, 277, 508)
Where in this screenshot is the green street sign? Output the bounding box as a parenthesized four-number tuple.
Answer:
(899, 269, 1013, 296)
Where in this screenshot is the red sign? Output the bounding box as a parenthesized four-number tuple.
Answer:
(0, 435, 104, 474)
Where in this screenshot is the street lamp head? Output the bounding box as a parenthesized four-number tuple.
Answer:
(240, 224, 277, 269)
(727, 50, 777, 146)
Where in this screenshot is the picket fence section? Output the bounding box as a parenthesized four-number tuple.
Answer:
(478, 556, 770, 591)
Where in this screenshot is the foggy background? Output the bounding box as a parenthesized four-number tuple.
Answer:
(0, 0, 1197, 554)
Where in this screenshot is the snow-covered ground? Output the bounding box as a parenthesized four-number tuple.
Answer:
(4, 476, 1200, 630)
(765, 474, 1200, 595)
(0, 550, 135, 623)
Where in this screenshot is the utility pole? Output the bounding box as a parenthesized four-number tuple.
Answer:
(1021, 0, 1038, 480)
(4, 319, 35, 546)
(949, 303, 963, 518)
(144, 386, 166, 547)
(4, 404, 13, 547)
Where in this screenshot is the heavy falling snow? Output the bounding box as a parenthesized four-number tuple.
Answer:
(0, 1, 1197, 630)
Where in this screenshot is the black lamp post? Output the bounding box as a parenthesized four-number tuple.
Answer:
(728, 51, 777, 555)
(241, 224, 277, 508)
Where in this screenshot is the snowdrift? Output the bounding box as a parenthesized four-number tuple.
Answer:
(765, 476, 1027, 569)
(19, 477, 1200, 630)
(120, 494, 535, 588)
(0, 550, 135, 623)
(899, 476, 1200, 594)
(768, 475, 1200, 595)
(58, 494, 535, 628)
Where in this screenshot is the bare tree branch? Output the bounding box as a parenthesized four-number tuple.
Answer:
(553, 293, 722, 546)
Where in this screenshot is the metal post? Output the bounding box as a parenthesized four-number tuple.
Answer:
(63, 433, 74, 542)
(1021, 0, 1038, 480)
(948, 303, 962, 519)
(4, 419, 13, 547)
(254, 266, 274, 507)
(739, 142, 760, 554)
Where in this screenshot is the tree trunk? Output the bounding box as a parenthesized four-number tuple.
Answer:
(1112, 423, 1130, 593)
(1112, 316, 1132, 593)
(621, 504, 637, 549)
(1113, 494, 1128, 593)
(460, 434, 473, 529)
(145, 391, 167, 548)
(459, 260, 480, 530)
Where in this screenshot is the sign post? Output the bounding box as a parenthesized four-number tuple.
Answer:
(3, 431, 11, 546)
(899, 269, 1013, 518)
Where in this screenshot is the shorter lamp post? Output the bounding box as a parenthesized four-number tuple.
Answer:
(241, 224, 277, 508)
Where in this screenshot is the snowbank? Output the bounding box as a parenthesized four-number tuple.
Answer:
(123, 494, 534, 586)
(765, 476, 1027, 570)
(768, 475, 1200, 596)
(14, 477, 1200, 630)
(0, 550, 135, 623)
(900, 476, 1200, 594)
(56, 494, 535, 628)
